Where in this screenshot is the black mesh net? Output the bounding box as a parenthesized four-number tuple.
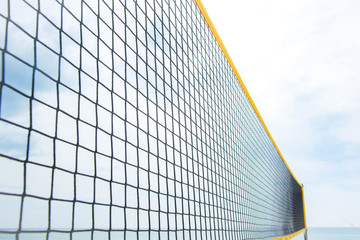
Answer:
(0, 0, 305, 239)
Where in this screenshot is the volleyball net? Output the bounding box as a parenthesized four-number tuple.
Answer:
(0, 0, 306, 239)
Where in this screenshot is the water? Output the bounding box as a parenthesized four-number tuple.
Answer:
(293, 228, 360, 240)
(1, 228, 360, 240)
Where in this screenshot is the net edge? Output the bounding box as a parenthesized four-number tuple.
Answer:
(192, 0, 302, 187)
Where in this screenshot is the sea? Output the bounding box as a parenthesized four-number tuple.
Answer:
(1, 228, 360, 240)
(293, 228, 360, 240)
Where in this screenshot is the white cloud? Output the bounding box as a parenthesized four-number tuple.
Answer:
(202, 0, 360, 227)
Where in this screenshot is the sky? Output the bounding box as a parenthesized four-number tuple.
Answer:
(1, 0, 360, 234)
(201, 0, 360, 228)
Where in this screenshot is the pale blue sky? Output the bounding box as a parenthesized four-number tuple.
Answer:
(202, 0, 360, 228)
(1, 0, 359, 235)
